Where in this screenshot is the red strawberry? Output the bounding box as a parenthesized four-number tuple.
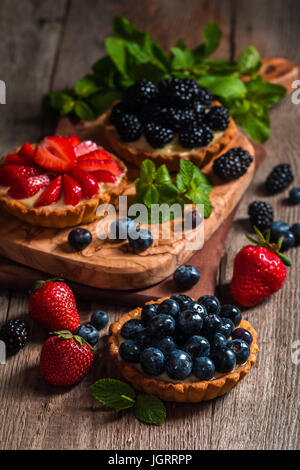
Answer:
(63, 174, 83, 206)
(8, 174, 50, 199)
(77, 148, 112, 162)
(5, 153, 27, 165)
(0, 164, 41, 187)
(230, 228, 290, 307)
(69, 168, 99, 198)
(34, 175, 62, 207)
(28, 279, 80, 331)
(74, 140, 98, 157)
(18, 142, 35, 160)
(34, 136, 76, 172)
(93, 170, 117, 183)
(77, 159, 121, 176)
(40, 331, 94, 386)
(66, 135, 80, 147)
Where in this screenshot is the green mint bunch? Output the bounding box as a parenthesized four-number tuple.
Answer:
(44, 16, 286, 142)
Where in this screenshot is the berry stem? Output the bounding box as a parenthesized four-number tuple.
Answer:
(246, 226, 292, 267)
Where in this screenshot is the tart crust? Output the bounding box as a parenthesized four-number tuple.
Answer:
(103, 101, 237, 171)
(0, 146, 127, 228)
(108, 297, 259, 402)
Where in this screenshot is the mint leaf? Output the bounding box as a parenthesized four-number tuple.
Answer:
(144, 184, 159, 207)
(203, 22, 222, 56)
(46, 91, 75, 116)
(155, 164, 172, 185)
(74, 101, 95, 120)
(177, 159, 195, 187)
(88, 89, 122, 115)
(185, 191, 213, 218)
(237, 45, 261, 75)
(134, 394, 166, 425)
(90, 378, 136, 411)
(105, 37, 128, 76)
(156, 183, 179, 203)
(140, 159, 156, 183)
(198, 74, 247, 100)
(171, 47, 195, 69)
(74, 75, 101, 98)
(235, 107, 270, 142)
(245, 76, 286, 107)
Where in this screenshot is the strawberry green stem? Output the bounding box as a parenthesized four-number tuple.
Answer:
(246, 226, 292, 267)
(29, 277, 65, 294)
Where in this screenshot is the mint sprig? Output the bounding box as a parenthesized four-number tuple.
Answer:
(43, 16, 286, 143)
(90, 378, 166, 425)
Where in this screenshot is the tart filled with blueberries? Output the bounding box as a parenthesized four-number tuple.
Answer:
(108, 294, 258, 402)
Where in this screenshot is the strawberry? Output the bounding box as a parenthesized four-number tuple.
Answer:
(34, 175, 62, 207)
(66, 135, 81, 147)
(77, 148, 112, 162)
(77, 159, 121, 176)
(93, 170, 117, 184)
(8, 174, 50, 199)
(28, 279, 80, 331)
(5, 153, 27, 165)
(34, 136, 76, 172)
(63, 174, 83, 206)
(74, 140, 98, 157)
(69, 168, 99, 198)
(18, 142, 35, 160)
(0, 164, 41, 187)
(230, 227, 291, 307)
(40, 331, 94, 386)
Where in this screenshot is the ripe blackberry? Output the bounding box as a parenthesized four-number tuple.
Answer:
(0, 319, 28, 355)
(193, 101, 207, 119)
(138, 103, 168, 125)
(124, 79, 159, 107)
(205, 106, 230, 131)
(158, 78, 200, 107)
(166, 107, 196, 131)
(109, 101, 130, 125)
(115, 113, 143, 142)
(265, 163, 294, 194)
(179, 124, 213, 148)
(213, 147, 253, 181)
(144, 123, 174, 148)
(248, 201, 274, 231)
(196, 87, 213, 107)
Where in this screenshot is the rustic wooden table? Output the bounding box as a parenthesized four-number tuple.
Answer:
(0, 0, 299, 450)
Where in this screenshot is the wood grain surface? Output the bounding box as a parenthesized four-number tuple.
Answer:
(0, 0, 299, 451)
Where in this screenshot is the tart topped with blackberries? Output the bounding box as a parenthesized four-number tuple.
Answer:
(104, 79, 237, 171)
(108, 294, 259, 402)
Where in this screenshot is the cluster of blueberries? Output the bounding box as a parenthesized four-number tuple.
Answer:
(74, 310, 109, 346)
(119, 294, 253, 381)
(268, 220, 300, 252)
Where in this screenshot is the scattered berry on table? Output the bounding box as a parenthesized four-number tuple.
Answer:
(248, 200, 274, 231)
(270, 221, 291, 240)
(157, 299, 180, 319)
(205, 106, 230, 131)
(288, 186, 300, 205)
(219, 317, 235, 339)
(121, 319, 145, 340)
(220, 305, 242, 327)
(211, 349, 236, 374)
(179, 124, 213, 148)
(193, 356, 215, 380)
(141, 303, 159, 326)
(148, 314, 176, 339)
(140, 347, 165, 376)
(165, 349, 193, 380)
(170, 294, 192, 311)
(185, 209, 203, 229)
(227, 339, 250, 364)
(144, 123, 174, 148)
(213, 147, 253, 181)
(115, 113, 143, 142)
(279, 231, 295, 252)
(124, 79, 159, 107)
(109, 217, 136, 240)
(232, 327, 253, 345)
(91, 310, 109, 330)
(0, 319, 28, 355)
(182, 335, 210, 358)
(128, 228, 154, 252)
(265, 163, 294, 194)
(198, 294, 221, 315)
(210, 332, 227, 352)
(173, 265, 200, 289)
(291, 223, 300, 246)
(176, 308, 204, 336)
(119, 339, 141, 363)
(269, 227, 295, 252)
(68, 228, 92, 251)
(74, 324, 99, 347)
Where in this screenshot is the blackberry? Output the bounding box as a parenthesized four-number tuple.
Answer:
(158, 78, 200, 107)
(138, 103, 168, 125)
(179, 124, 213, 148)
(196, 87, 213, 107)
(213, 147, 253, 181)
(0, 319, 28, 355)
(193, 101, 207, 120)
(248, 201, 274, 231)
(265, 163, 294, 194)
(110, 101, 130, 125)
(115, 113, 142, 142)
(205, 106, 230, 131)
(144, 123, 174, 148)
(166, 107, 196, 132)
(124, 79, 159, 107)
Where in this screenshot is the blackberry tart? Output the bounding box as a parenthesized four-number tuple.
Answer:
(108, 295, 259, 402)
(103, 78, 237, 171)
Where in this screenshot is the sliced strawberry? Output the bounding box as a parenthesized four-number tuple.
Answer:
(69, 168, 99, 198)
(34, 175, 62, 208)
(34, 136, 76, 172)
(66, 135, 81, 147)
(74, 140, 98, 157)
(63, 174, 83, 206)
(77, 159, 122, 176)
(93, 170, 117, 184)
(77, 148, 112, 162)
(8, 174, 51, 199)
(0, 164, 41, 187)
(18, 142, 35, 161)
(5, 153, 27, 165)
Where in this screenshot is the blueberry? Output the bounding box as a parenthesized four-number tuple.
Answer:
(119, 339, 141, 363)
(150, 336, 178, 356)
(198, 295, 221, 315)
(211, 349, 236, 373)
(270, 221, 291, 237)
(128, 228, 153, 252)
(182, 335, 210, 358)
(91, 310, 109, 330)
(219, 317, 234, 339)
(74, 323, 99, 346)
(227, 339, 250, 364)
(173, 265, 200, 289)
(177, 309, 204, 336)
(141, 303, 158, 326)
(289, 186, 300, 205)
(140, 347, 165, 376)
(165, 349, 193, 380)
(148, 314, 176, 338)
(291, 223, 300, 245)
(269, 221, 294, 250)
(202, 314, 222, 336)
(171, 294, 192, 311)
(68, 228, 92, 251)
(279, 231, 295, 252)
(109, 217, 136, 240)
(157, 299, 179, 320)
(210, 332, 227, 352)
(185, 301, 208, 319)
(185, 210, 203, 229)
(121, 319, 145, 340)
(220, 305, 242, 327)
(232, 327, 253, 345)
(193, 356, 215, 380)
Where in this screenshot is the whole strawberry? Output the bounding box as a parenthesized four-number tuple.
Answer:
(28, 279, 80, 332)
(40, 331, 94, 386)
(230, 227, 291, 307)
